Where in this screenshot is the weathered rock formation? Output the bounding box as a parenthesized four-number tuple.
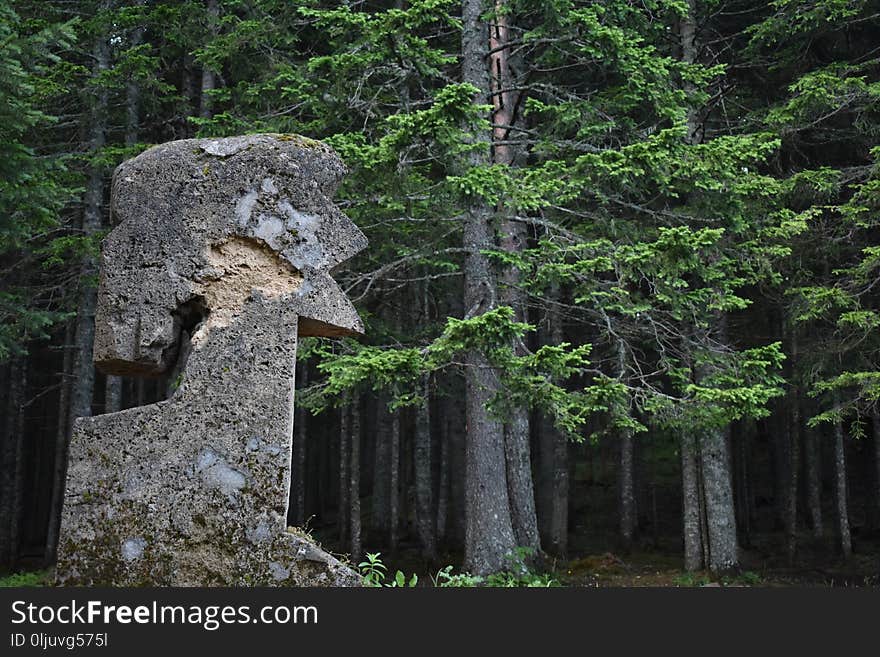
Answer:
(55, 134, 366, 586)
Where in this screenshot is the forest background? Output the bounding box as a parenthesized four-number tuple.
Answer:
(2, 0, 880, 586)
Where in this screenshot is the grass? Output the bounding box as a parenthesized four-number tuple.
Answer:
(0, 570, 52, 587)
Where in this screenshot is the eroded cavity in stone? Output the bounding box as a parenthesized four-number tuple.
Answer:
(193, 236, 303, 341)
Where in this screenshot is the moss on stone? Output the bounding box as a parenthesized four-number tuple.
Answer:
(268, 133, 328, 151)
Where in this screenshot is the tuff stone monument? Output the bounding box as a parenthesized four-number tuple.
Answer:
(56, 134, 366, 586)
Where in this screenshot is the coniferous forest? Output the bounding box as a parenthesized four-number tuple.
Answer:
(2, 0, 880, 587)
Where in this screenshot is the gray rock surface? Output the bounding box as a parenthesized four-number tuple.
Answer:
(56, 134, 366, 586)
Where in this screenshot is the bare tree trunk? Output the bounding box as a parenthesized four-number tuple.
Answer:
(784, 328, 800, 563)
(0, 358, 26, 571)
(548, 419, 569, 558)
(290, 361, 307, 526)
(124, 0, 145, 147)
(317, 413, 329, 521)
(805, 425, 823, 538)
(785, 416, 800, 561)
(44, 320, 74, 566)
(338, 403, 350, 545)
(69, 21, 110, 428)
(373, 399, 390, 541)
(461, 0, 518, 575)
(681, 432, 703, 571)
(535, 288, 572, 559)
(400, 412, 410, 546)
(650, 460, 660, 547)
(199, 0, 218, 120)
(700, 428, 739, 571)
(349, 398, 361, 562)
(732, 422, 754, 549)
(448, 377, 468, 547)
(617, 339, 636, 550)
(104, 376, 122, 413)
(620, 429, 636, 549)
(436, 394, 450, 546)
(504, 409, 539, 552)
(678, 0, 737, 573)
(414, 374, 436, 560)
(104, 5, 146, 414)
(872, 408, 880, 534)
(7, 359, 27, 571)
(487, 0, 539, 556)
(0, 363, 11, 570)
(832, 401, 852, 559)
(389, 404, 400, 554)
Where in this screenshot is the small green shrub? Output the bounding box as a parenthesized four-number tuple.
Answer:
(432, 565, 484, 587)
(433, 548, 557, 587)
(673, 572, 712, 587)
(358, 552, 418, 588)
(723, 570, 763, 586)
(0, 570, 51, 587)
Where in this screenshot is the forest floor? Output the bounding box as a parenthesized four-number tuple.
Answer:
(3, 534, 878, 588)
(374, 532, 880, 587)
(557, 547, 879, 587)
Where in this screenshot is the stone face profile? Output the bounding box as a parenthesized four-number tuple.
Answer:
(55, 134, 366, 586)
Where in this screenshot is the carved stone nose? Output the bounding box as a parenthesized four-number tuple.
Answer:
(296, 272, 364, 337)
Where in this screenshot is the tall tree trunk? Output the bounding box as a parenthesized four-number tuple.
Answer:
(317, 413, 329, 521)
(805, 425, 823, 538)
(46, 21, 110, 571)
(104, 5, 147, 414)
(124, 0, 146, 146)
(104, 376, 122, 413)
(832, 399, 852, 559)
(112, 63, 137, 440)
(69, 20, 110, 428)
(771, 411, 790, 531)
(0, 363, 10, 570)
(389, 404, 400, 554)
(619, 429, 636, 549)
(436, 393, 450, 546)
(551, 429, 569, 559)
(617, 339, 636, 550)
(872, 408, 880, 534)
(400, 411, 410, 546)
(349, 398, 361, 562)
(681, 432, 703, 571)
(461, 0, 518, 575)
(338, 403, 350, 545)
(414, 374, 436, 560)
(199, 0, 218, 120)
(490, 0, 540, 556)
(373, 398, 390, 541)
(0, 358, 26, 571)
(44, 320, 74, 566)
(448, 385, 468, 547)
(290, 361, 307, 526)
(536, 286, 570, 559)
(7, 359, 27, 571)
(699, 427, 739, 571)
(679, 0, 738, 573)
(784, 327, 800, 563)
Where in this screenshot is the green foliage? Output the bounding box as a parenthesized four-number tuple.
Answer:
(0, 0, 77, 359)
(6, 0, 878, 577)
(673, 570, 763, 587)
(0, 570, 51, 587)
(358, 553, 418, 588)
(433, 549, 558, 587)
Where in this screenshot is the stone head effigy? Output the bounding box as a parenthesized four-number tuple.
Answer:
(56, 134, 366, 586)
